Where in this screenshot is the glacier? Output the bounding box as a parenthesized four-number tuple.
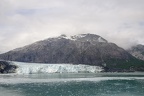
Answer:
(13, 62, 103, 74)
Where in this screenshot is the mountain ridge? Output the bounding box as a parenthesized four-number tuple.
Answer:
(127, 44, 144, 61)
(0, 33, 144, 72)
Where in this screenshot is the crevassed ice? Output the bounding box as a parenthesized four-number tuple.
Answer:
(14, 62, 103, 74)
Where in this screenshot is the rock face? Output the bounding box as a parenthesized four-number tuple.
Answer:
(127, 44, 144, 61)
(0, 60, 17, 73)
(0, 33, 144, 72)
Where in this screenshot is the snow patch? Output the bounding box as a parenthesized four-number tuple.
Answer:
(71, 34, 87, 40)
(57, 34, 87, 41)
(58, 34, 75, 40)
(98, 37, 107, 43)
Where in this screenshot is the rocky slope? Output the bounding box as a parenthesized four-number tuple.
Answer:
(0, 34, 144, 72)
(127, 44, 144, 61)
(0, 60, 17, 73)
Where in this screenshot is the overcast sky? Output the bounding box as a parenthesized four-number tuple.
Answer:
(0, 0, 144, 53)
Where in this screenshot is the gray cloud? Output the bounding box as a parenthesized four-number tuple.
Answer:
(0, 0, 144, 53)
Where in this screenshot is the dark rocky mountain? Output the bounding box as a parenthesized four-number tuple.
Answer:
(0, 33, 144, 72)
(0, 60, 17, 73)
(127, 44, 144, 61)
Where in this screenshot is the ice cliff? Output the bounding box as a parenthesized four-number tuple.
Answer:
(14, 62, 103, 74)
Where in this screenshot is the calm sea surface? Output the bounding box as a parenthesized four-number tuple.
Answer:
(0, 73, 144, 96)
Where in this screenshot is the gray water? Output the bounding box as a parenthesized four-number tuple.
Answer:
(0, 73, 144, 96)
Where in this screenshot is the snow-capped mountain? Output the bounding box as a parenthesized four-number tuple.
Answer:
(127, 44, 144, 61)
(58, 34, 108, 43)
(0, 33, 144, 72)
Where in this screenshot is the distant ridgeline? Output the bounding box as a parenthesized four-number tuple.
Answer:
(127, 44, 144, 61)
(0, 33, 144, 72)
